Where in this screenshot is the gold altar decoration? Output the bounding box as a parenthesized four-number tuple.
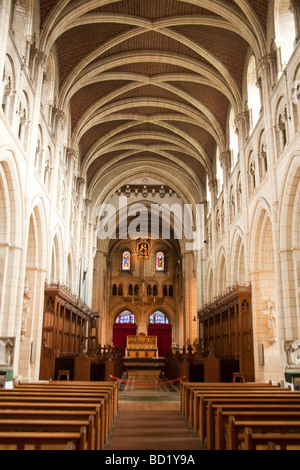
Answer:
(126, 333, 158, 359)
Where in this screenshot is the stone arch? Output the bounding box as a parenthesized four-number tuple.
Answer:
(279, 155, 300, 250)
(249, 199, 281, 381)
(216, 247, 227, 295)
(250, 200, 274, 275)
(0, 149, 22, 247)
(66, 247, 76, 292)
(278, 154, 300, 334)
(50, 227, 64, 284)
(0, 150, 23, 331)
(231, 229, 246, 286)
(292, 64, 300, 132)
(206, 264, 214, 302)
(19, 198, 48, 379)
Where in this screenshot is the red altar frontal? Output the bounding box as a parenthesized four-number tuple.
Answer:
(125, 333, 158, 359)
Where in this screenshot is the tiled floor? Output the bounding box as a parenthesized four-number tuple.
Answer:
(105, 369, 206, 450)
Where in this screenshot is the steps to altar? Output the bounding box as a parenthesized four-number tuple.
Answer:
(123, 357, 165, 370)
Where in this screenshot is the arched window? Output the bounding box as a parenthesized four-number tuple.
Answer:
(122, 251, 131, 271)
(163, 285, 168, 296)
(275, 0, 296, 70)
(118, 284, 123, 296)
(156, 251, 165, 271)
(112, 284, 117, 296)
(216, 147, 223, 197)
(116, 311, 136, 324)
(128, 284, 133, 296)
(247, 55, 261, 132)
(229, 107, 239, 170)
(206, 174, 211, 215)
(169, 285, 173, 297)
(149, 311, 169, 324)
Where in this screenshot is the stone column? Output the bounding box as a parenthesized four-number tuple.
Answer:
(234, 111, 251, 283)
(183, 251, 198, 347)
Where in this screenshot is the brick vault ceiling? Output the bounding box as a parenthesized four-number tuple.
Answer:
(39, 0, 269, 188)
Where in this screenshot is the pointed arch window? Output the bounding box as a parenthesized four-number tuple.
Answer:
(156, 251, 165, 271)
(149, 311, 169, 324)
(122, 251, 131, 271)
(116, 310, 136, 324)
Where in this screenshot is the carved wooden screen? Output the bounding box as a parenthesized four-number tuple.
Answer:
(198, 286, 254, 381)
(39, 283, 98, 380)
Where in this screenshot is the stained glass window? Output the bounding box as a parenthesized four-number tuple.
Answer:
(156, 251, 164, 271)
(116, 310, 136, 324)
(122, 251, 131, 271)
(149, 311, 169, 324)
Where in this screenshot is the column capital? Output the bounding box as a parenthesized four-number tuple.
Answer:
(219, 151, 231, 170)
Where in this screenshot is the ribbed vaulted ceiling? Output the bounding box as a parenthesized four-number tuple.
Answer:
(39, 0, 269, 191)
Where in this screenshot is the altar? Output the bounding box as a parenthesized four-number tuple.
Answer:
(125, 333, 158, 359)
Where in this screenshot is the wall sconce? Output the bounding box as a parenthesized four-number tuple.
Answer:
(193, 315, 197, 322)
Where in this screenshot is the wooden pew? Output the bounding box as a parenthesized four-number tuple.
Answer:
(0, 380, 118, 450)
(244, 426, 300, 450)
(7, 380, 119, 446)
(191, 388, 295, 433)
(0, 416, 95, 450)
(180, 382, 300, 450)
(228, 416, 300, 450)
(0, 426, 88, 450)
(189, 383, 283, 429)
(0, 409, 101, 448)
(180, 381, 279, 421)
(12, 386, 114, 433)
(0, 400, 105, 450)
(1, 388, 113, 427)
(212, 405, 300, 450)
(196, 391, 300, 444)
(0, 399, 105, 449)
(17, 380, 119, 418)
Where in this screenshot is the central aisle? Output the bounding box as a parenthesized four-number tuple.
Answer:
(105, 369, 206, 450)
